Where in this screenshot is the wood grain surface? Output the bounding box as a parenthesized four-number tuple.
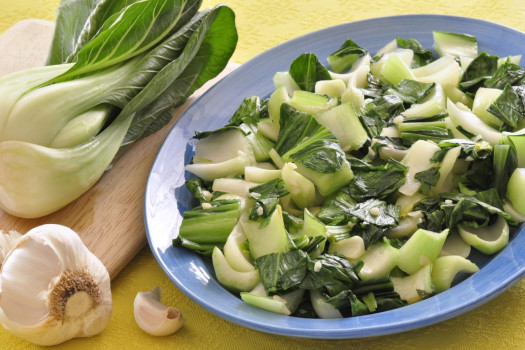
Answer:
(0, 19, 239, 279)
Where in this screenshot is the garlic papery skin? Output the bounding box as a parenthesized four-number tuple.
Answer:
(0, 224, 112, 346)
(134, 286, 183, 336)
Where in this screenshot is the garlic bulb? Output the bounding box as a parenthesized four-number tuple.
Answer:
(0, 224, 112, 346)
(134, 286, 183, 336)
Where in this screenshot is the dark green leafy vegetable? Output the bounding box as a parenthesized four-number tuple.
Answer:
(385, 80, 435, 104)
(397, 120, 453, 146)
(229, 96, 263, 126)
(417, 189, 515, 232)
(300, 254, 360, 295)
(288, 139, 346, 173)
(117, 5, 239, 156)
(460, 51, 499, 92)
(185, 178, 210, 203)
(395, 37, 434, 67)
(415, 198, 447, 232)
(316, 192, 357, 225)
(274, 104, 329, 155)
(370, 136, 408, 155)
(50, 0, 189, 83)
(359, 95, 404, 137)
(256, 250, 309, 295)
(46, 0, 102, 65)
(414, 167, 440, 195)
(49, 0, 203, 65)
(442, 189, 516, 228)
(487, 84, 525, 129)
(349, 199, 400, 247)
(492, 144, 517, 198)
(257, 251, 405, 317)
(327, 38, 368, 73)
(465, 157, 494, 190)
(276, 104, 345, 173)
(432, 139, 492, 162)
(350, 199, 399, 227)
(289, 53, 332, 92)
(192, 96, 263, 139)
(248, 178, 290, 224)
(484, 62, 525, 89)
(360, 73, 384, 99)
(343, 158, 408, 201)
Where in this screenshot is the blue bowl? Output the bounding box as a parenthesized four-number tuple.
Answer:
(144, 14, 525, 339)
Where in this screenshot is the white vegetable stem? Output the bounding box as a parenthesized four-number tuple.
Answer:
(0, 111, 133, 218)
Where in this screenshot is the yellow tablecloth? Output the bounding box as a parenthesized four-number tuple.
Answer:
(2, 0, 525, 349)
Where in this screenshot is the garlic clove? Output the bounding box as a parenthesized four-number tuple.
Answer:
(0, 230, 22, 264)
(134, 286, 183, 336)
(0, 224, 112, 346)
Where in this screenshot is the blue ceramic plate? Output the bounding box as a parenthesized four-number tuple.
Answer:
(144, 14, 525, 339)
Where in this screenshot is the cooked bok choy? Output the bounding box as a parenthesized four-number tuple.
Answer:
(0, 0, 237, 218)
(175, 30, 525, 319)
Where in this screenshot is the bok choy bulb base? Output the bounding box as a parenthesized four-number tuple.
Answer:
(0, 110, 133, 218)
(0, 64, 73, 134)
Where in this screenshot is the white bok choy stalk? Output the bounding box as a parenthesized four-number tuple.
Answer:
(0, 113, 132, 218)
(0, 0, 238, 218)
(0, 64, 72, 128)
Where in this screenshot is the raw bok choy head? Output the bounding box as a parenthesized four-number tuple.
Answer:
(0, 0, 238, 218)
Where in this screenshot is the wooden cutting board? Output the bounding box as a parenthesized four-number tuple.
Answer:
(0, 19, 239, 279)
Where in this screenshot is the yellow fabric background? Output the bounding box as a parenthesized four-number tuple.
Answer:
(1, 0, 525, 349)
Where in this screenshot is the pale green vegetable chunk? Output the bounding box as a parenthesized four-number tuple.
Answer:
(439, 229, 472, 258)
(310, 289, 343, 319)
(288, 90, 337, 115)
(392, 264, 435, 304)
(471, 88, 504, 128)
(413, 56, 461, 87)
(314, 79, 346, 98)
(380, 53, 415, 85)
(355, 240, 399, 280)
(433, 31, 478, 58)
(398, 140, 441, 196)
(268, 86, 289, 130)
(240, 292, 291, 315)
(327, 236, 365, 259)
(281, 163, 316, 209)
(430, 146, 461, 195)
(458, 216, 509, 255)
(431, 255, 479, 293)
(315, 103, 368, 152)
(398, 228, 449, 275)
(212, 247, 260, 293)
(239, 205, 289, 259)
(223, 223, 255, 272)
(447, 99, 502, 145)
